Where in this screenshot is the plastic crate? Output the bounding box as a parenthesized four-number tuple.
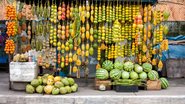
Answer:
(114, 85, 138, 92)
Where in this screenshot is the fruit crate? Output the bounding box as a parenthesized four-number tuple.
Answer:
(9, 62, 39, 82)
(147, 80, 161, 90)
(113, 85, 138, 92)
(95, 79, 112, 90)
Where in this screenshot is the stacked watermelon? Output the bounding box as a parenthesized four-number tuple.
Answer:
(96, 68, 109, 80)
(95, 60, 169, 89)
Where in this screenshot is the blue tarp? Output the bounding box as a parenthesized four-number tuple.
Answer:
(162, 45, 185, 61)
(167, 35, 185, 41)
(162, 35, 185, 61)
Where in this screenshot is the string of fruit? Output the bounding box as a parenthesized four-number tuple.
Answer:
(6, 21, 16, 37)
(4, 39, 15, 54)
(6, 5, 16, 20)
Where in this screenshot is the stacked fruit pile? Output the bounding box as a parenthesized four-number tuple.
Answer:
(96, 60, 169, 89)
(26, 74, 78, 95)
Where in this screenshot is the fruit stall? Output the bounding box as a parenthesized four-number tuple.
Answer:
(0, 0, 173, 95)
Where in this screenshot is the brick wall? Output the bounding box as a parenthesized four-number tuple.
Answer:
(157, 1, 185, 21)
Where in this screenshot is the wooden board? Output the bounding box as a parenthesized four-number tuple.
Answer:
(94, 79, 112, 90)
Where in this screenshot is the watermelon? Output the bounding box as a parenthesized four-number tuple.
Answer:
(139, 72, 147, 80)
(142, 62, 152, 72)
(122, 71, 130, 79)
(130, 71, 139, 80)
(124, 61, 134, 72)
(114, 61, 123, 70)
(96, 68, 109, 80)
(148, 70, 159, 80)
(159, 77, 169, 89)
(110, 69, 121, 80)
(102, 60, 113, 71)
(134, 64, 143, 73)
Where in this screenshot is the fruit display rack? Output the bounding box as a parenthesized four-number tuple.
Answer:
(11, 0, 170, 81)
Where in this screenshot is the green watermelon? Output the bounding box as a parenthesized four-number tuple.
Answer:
(96, 68, 109, 80)
(124, 61, 134, 72)
(139, 72, 147, 80)
(134, 64, 143, 73)
(110, 69, 121, 80)
(102, 60, 113, 71)
(122, 71, 130, 79)
(159, 77, 169, 89)
(130, 71, 139, 80)
(148, 70, 159, 80)
(114, 61, 123, 70)
(142, 62, 152, 72)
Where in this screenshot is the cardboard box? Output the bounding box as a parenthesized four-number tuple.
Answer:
(94, 79, 112, 90)
(147, 80, 161, 90)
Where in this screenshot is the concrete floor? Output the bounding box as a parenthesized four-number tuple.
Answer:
(0, 72, 185, 104)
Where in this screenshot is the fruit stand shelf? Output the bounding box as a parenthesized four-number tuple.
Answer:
(18, 0, 158, 5)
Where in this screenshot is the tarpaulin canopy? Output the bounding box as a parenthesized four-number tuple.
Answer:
(162, 35, 185, 61)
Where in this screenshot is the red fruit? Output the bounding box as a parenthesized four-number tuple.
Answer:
(62, 12, 66, 15)
(61, 16, 66, 20)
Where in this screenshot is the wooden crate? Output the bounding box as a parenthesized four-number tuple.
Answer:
(147, 80, 161, 90)
(166, 59, 185, 78)
(94, 79, 112, 90)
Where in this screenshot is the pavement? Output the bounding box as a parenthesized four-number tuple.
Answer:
(0, 72, 185, 104)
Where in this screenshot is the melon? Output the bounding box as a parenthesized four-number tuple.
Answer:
(26, 84, 35, 94)
(142, 62, 152, 72)
(110, 69, 121, 80)
(130, 71, 139, 80)
(159, 77, 169, 89)
(139, 72, 147, 80)
(124, 61, 134, 72)
(114, 61, 123, 70)
(134, 64, 143, 73)
(60, 87, 67, 94)
(44, 85, 54, 94)
(61, 78, 69, 86)
(96, 68, 109, 80)
(148, 70, 159, 80)
(31, 79, 40, 87)
(122, 71, 130, 79)
(67, 78, 75, 86)
(36, 85, 44, 94)
(71, 85, 77, 92)
(102, 60, 113, 71)
(52, 88, 60, 95)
